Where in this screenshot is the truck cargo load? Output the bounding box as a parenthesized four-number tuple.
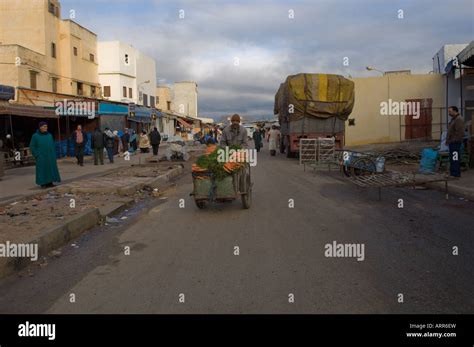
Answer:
(274, 73, 354, 121)
(274, 73, 355, 157)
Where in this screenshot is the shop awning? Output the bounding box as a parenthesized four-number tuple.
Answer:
(458, 41, 474, 67)
(177, 117, 192, 128)
(0, 103, 57, 118)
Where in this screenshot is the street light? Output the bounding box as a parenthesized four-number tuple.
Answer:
(366, 66, 384, 75)
(138, 80, 150, 89)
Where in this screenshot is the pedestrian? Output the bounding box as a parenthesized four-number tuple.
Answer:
(104, 127, 115, 163)
(220, 114, 248, 147)
(129, 130, 138, 153)
(253, 127, 263, 152)
(29, 121, 61, 188)
(91, 127, 105, 165)
(150, 127, 161, 156)
(139, 130, 151, 153)
(122, 128, 130, 153)
(71, 124, 86, 166)
(267, 125, 281, 156)
(446, 106, 465, 178)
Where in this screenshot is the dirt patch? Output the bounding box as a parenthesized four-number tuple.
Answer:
(0, 192, 129, 244)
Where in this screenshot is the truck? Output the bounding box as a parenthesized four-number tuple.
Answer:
(274, 73, 355, 157)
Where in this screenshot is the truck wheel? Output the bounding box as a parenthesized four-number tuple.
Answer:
(195, 199, 207, 209)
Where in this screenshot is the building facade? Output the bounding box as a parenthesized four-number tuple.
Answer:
(98, 41, 156, 108)
(0, 0, 99, 99)
(172, 81, 198, 118)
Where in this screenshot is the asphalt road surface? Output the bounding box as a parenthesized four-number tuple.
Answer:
(0, 144, 472, 314)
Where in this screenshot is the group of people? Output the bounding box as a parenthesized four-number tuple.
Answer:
(220, 114, 282, 157)
(73, 126, 162, 165)
(252, 125, 281, 156)
(28, 121, 162, 188)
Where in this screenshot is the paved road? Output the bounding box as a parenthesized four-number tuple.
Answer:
(0, 144, 472, 314)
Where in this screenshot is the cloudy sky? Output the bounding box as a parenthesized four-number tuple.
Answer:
(61, 0, 473, 120)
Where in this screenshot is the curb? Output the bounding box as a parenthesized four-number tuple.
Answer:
(0, 165, 185, 279)
(426, 181, 474, 201)
(0, 208, 100, 279)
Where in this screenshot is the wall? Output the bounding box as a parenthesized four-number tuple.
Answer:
(98, 41, 156, 107)
(345, 74, 445, 146)
(172, 81, 198, 118)
(0, 0, 98, 98)
(156, 86, 172, 111)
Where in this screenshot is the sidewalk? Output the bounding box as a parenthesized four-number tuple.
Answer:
(428, 169, 474, 200)
(0, 146, 168, 204)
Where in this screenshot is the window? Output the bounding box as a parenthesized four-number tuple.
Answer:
(150, 96, 155, 107)
(73, 47, 78, 56)
(29, 71, 37, 89)
(48, 1, 55, 14)
(51, 42, 56, 58)
(348, 119, 355, 126)
(52, 78, 58, 93)
(143, 94, 148, 107)
(103, 86, 111, 97)
(91, 85, 96, 97)
(123, 86, 127, 98)
(156, 96, 160, 104)
(89, 54, 95, 62)
(128, 88, 132, 98)
(167, 101, 171, 110)
(77, 82, 83, 96)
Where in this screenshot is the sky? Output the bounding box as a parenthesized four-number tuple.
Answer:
(60, 0, 473, 121)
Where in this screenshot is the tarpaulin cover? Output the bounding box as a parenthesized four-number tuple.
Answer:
(274, 73, 355, 121)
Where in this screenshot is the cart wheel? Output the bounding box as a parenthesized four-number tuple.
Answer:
(350, 158, 376, 176)
(342, 165, 352, 177)
(195, 199, 207, 209)
(240, 169, 252, 209)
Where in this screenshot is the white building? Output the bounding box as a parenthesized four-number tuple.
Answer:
(98, 41, 157, 107)
(172, 81, 198, 118)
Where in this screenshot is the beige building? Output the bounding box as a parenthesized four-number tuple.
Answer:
(345, 73, 445, 146)
(156, 85, 172, 112)
(172, 81, 198, 118)
(0, 0, 99, 104)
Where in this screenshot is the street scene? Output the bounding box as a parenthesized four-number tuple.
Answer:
(0, 0, 473, 344)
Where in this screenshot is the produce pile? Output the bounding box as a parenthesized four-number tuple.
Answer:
(192, 144, 244, 180)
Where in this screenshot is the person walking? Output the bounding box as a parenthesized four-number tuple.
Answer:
(446, 106, 465, 178)
(129, 130, 138, 153)
(252, 127, 263, 152)
(91, 127, 105, 165)
(267, 125, 281, 156)
(104, 127, 115, 163)
(29, 121, 61, 188)
(72, 124, 86, 166)
(139, 130, 151, 153)
(122, 128, 130, 153)
(150, 127, 161, 156)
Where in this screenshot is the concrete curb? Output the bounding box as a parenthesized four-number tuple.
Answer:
(0, 208, 100, 279)
(117, 165, 184, 196)
(426, 181, 474, 201)
(0, 165, 185, 279)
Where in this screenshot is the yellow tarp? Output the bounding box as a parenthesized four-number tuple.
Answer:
(274, 73, 355, 121)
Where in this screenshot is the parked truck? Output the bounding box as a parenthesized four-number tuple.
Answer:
(274, 73, 355, 157)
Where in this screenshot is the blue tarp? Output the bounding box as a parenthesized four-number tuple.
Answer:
(54, 132, 92, 158)
(419, 148, 438, 174)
